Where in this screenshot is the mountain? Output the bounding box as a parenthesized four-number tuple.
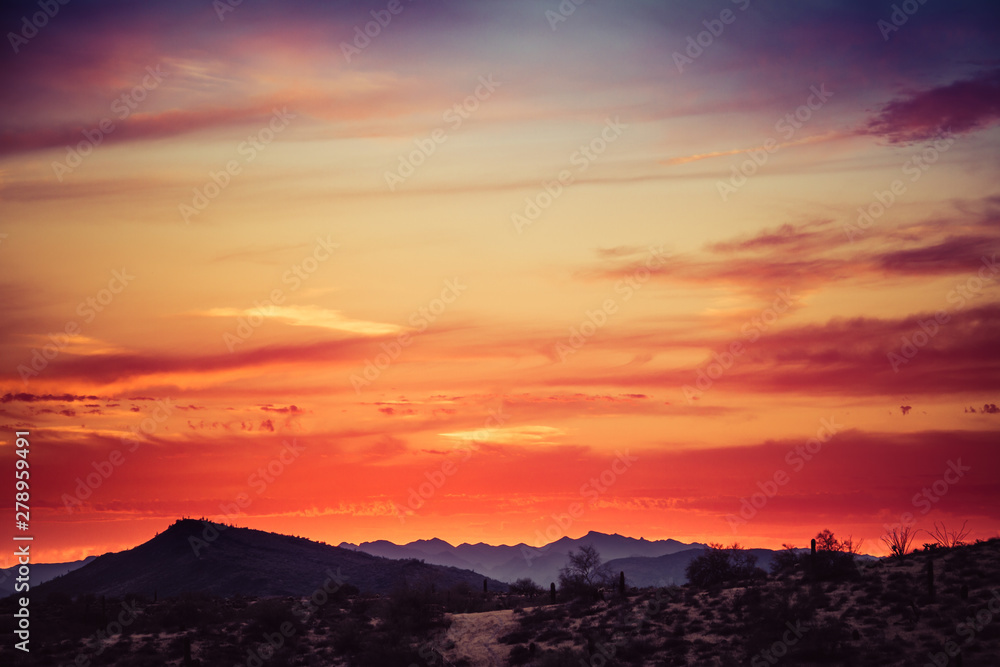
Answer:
(604, 548, 704, 587)
(33, 519, 508, 598)
(0, 555, 97, 597)
(340, 530, 708, 586)
(606, 547, 789, 588)
(24, 524, 825, 601)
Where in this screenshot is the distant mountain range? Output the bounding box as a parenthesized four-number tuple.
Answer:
(339, 530, 717, 587)
(16, 522, 822, 600)
(31, 519, 510, 598)
(0, 555, 96, 597)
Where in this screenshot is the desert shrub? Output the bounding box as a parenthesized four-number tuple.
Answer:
(534, 647, 588, 666)
(535, 626, 573, 643)
(379, 586, 448, 636)
(520, 605, 568, 626)
(332, 617, 366, 653)
(685, 543, 766, 589)
(509, 577, 543, 596)
(741, 591, 801, 659)
(160, 593, 222, 631)
(662, 634, 690, 656)
(795, 617, 854, 662)
(111, 655, 169, 667)
(568, 596, 600, 617)
(500, 627, 535, 644)
(772, 545, 858, 583)
(731, 584, 763, 616)
(45, 591, 73, 606)
(809, 549, 859, 582)
(244, 598, 301, 644)
(508, 644, 535, 666)
(617, 636, 657, 664)
(350, 639, 425, 667)
(770, 545, 802, 576)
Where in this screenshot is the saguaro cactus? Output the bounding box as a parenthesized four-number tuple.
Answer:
(483, 578, 488, 594)
(806, 538, 817, 577)
(619, 571, 626, 596)
(550, 582, 556, 603)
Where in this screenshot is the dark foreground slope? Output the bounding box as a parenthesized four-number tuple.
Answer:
(34, 519, 509, 598)
(474, 538, 1000, 666)
(1, 537, 997, 666)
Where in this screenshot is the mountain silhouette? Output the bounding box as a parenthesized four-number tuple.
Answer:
(33, 519, 508, 598)
(340, 530, 708, 586)
(0, 555, 96, 597)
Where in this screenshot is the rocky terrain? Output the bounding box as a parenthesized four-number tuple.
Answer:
(2, 526, 997, 666)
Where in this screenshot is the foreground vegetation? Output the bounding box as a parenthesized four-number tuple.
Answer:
(2, 536, 998, 666)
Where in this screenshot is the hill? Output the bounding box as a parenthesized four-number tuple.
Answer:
(606, 547, 805, 588)
(33, 519, 509, 598)
(5, 538, 997, 665)
(429, 538, 1000, 666)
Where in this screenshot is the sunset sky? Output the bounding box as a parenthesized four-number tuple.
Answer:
(2, 0, 999, 564)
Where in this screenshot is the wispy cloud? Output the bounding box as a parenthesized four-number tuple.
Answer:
(662, 132, 844, 166)
(204, 305, 404, 336)
(439, 425, 565, 446)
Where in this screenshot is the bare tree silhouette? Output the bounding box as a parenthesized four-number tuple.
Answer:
(881, 526, 916, 558)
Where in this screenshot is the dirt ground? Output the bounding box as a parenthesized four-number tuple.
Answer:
(438, 609, 518, 667)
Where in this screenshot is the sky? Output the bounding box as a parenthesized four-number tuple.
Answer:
(1, 0, 999, 564)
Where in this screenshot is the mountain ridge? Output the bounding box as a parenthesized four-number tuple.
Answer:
(31, 519, 510, 599)
(23, 523, 855, 600)
(340, 530, 710, 586)
(0, 555, 97, 597)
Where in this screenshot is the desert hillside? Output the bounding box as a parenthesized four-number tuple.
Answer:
(2, 537, 997, 666)
(34, 519, 509, 598)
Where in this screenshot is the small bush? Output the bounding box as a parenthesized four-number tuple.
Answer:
(685, 543, 766, 589)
